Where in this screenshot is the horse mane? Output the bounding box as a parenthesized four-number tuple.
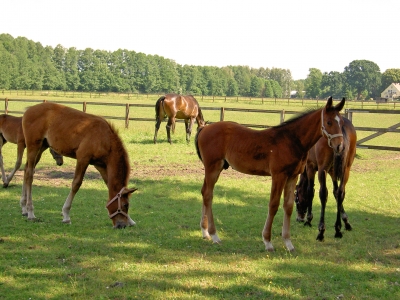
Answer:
(273, 107, 320, 129)
(108, 122, 131, 185)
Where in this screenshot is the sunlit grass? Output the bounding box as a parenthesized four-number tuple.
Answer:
(0, 94, 399, 299)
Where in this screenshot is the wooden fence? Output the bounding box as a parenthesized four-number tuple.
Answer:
(2, 98, 399, 151)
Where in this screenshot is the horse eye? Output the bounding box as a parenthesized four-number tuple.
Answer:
(124, 203, 129, 210)
(327, 121, 332, 126)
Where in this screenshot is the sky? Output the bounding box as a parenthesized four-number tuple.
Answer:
(2, 0, 400, 80)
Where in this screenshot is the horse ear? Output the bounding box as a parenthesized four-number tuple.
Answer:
(122, 187, 138, 195)
(325, 96, 333, 109)
(335, 97, 346, 112)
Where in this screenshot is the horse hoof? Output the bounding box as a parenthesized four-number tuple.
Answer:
(304, 221, 312, 227)
(335, 232, 343, 238)
(22, 213, 28, 217)
(62, 220, 71, 224)
(316, 235, 324, 241)
(3, 183, 9, 188)
(345, 224, 352, 231)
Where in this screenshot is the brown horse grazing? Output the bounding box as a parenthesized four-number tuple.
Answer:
(195, 97, 346, 252)
(0, 114, 63, 188)
(20, 102, 137, 228)
(154, 93, 205, 144)
(295, 116, 357, 241)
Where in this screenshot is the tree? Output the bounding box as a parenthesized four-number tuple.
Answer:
(64, 47, 80, 91)
(381, 68, 400, 91)
(344, 60, 381, 100)
(321, 71, 344, 99)
(305, 68, 322, 98)
(263, 80, 274, 98)
(292, 80, 305, 99)
(249, 75, 263, 97)
(269, 68, 293, 98)
(271, 80, 282, 98)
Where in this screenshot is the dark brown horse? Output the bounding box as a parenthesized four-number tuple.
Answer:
(154, 93, 205, 144)
(295, 116, 357, 241)
(0, 114, 63, 188)
(20, 102, 137, 228)
(195, 97, 346, 251)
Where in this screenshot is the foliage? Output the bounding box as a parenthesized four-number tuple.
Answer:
(344, 60, 382, 100)
(0, 34, 291, 97)
(305, 68, 322, 98)
(1, 33, 399, 101)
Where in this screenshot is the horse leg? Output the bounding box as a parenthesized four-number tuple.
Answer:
(200, 163, 223, 243)
(304, 175, 315, 227)
(154, 116, 162, 144)
(4, 141, 24, 187)
(281, 176, 298, 252)
(186, 117, 196, 143)
(61, 159, 89, 224)
(334, 175, 352, 237)
(166, 117, 175, 144)
(262, 174, 286, 251)
(21, 144, 46, 219)
(184, 119, 190, 143)
(316, 169, 328, 241)
(0, 138, 6, 186)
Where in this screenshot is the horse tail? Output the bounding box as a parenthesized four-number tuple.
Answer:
(155, 96, 166, 120)
(333, 127, 348, 182)
(197, 106, 205, 124)
(194, 126, 204, 162)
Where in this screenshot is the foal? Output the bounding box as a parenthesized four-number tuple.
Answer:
(195, 97, 345, 251)
(0, 114, 63, 187)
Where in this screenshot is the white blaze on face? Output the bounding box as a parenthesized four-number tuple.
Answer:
(335, 115, 341, 127)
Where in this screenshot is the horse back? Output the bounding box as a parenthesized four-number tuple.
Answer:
(196, 121, 304, 176)
(23, 102, 115, 160)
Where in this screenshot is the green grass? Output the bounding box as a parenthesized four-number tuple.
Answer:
(0, 94, 399, 299)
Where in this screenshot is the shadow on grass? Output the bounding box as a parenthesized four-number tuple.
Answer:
(0, 176, 399, 299)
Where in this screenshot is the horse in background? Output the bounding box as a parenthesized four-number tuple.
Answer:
(20, 102, 137, 228)
(295, 116, 357, 241)
(154, 94, 205, 144)
(0, 114, 63, 188)
(195, 97, 346, 252)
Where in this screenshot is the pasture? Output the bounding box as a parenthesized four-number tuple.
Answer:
(0, 95, 399, 299)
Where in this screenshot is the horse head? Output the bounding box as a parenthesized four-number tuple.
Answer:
(322, 97, 345, 154)
(49, 148, 63, 166)
(106, 187, 138, 228)
(295, 171, 310, 222)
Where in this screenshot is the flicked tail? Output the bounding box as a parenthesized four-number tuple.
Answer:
(155, 96, 166, 120)
(194, 126, 204, 162)
(333, 129, 348, 181)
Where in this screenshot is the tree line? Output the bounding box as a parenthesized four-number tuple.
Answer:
(1, 34, 399, 100)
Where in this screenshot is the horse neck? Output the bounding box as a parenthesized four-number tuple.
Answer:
(283, 108, 323, 153)
(106, 138, 130, 199)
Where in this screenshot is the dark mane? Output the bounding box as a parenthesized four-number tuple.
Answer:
(109, 122, 130, 186)
(273, 108, 319, 129)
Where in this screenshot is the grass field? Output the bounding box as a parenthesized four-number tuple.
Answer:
(0, 93, 399, 299)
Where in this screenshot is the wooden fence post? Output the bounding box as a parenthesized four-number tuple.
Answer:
(280, 109, 285, 124)
(5, 98, 8, 114)
(125, 104, 130, 128)
(83, 102, 87, 112)
(220, 107, 225, 121)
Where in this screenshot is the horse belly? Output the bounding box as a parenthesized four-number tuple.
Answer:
(228, 157, 271, 176)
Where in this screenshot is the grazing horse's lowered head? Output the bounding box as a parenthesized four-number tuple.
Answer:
(20, 102, 137, 228)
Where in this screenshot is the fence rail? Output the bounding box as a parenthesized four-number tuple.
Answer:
(2, 98, 399, 151)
